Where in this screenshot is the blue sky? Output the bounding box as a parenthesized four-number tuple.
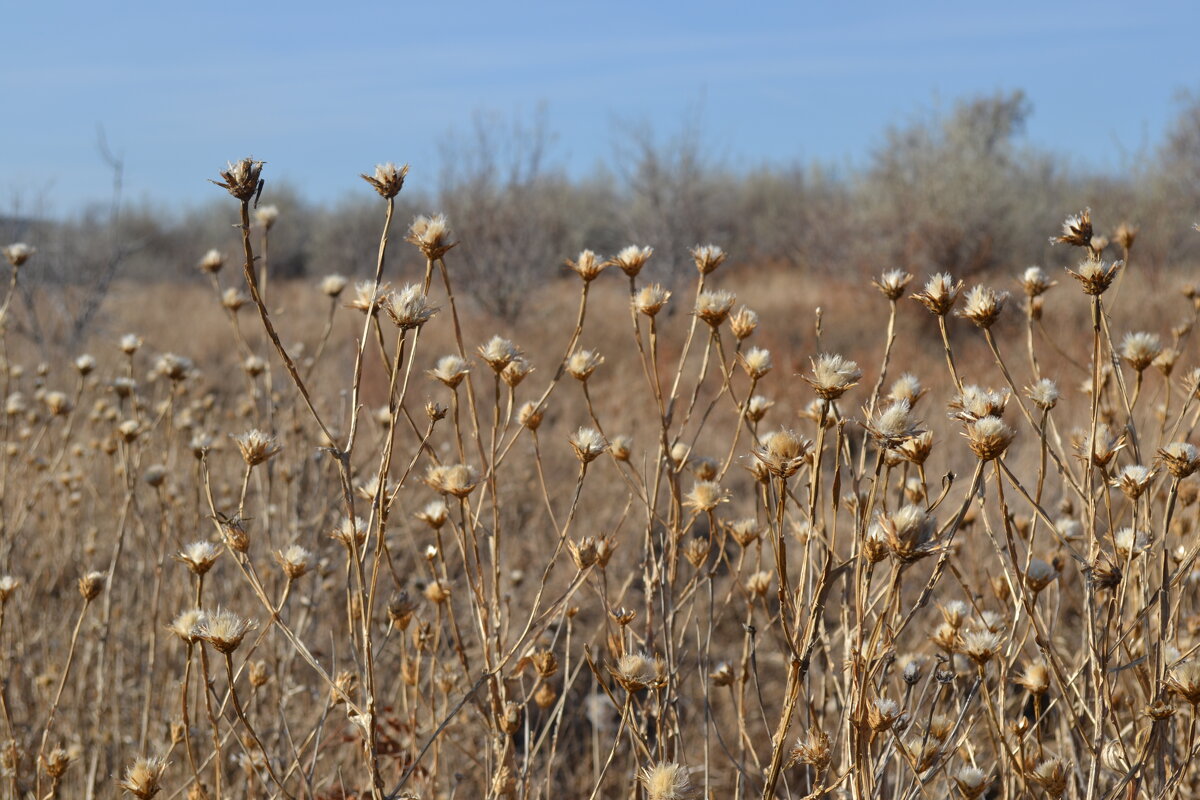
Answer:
(3, 1, 1197, 215)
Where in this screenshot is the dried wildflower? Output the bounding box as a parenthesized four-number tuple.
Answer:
(958, 285, 1009, 329)
(1025, 558, 1060, 592)
(254, 204, 279, 230)
(740, 346, 772, 379)
(1028, 757, 1070, 798)
(873, 269, 913, 300)
(1052, 208, 1092, 247)
(867, 696, 901, 731)
(612, 244, 653, 277)
(1154, 347, 1180, 376)
(424, 580, 451, 604)
(319, 273, 348, 298)
(683, 537, 709, 568)
(1020, 266, 1056, 297)
(1113, 465, 1154, 499)
(566, 249, 606, 282)
(78, 570, 106, 601)
(958, 628, 1003, 664)
(805, 354, 862, 400)
(613, 651, 665, 691)
(274, 544, 313, 579)
(790, 728, 831, 770)
(684, 480, 727, 513)
(965, 416, 1015, 461)
(1066, 256, 1122, 295)
(212, 158, 264, 201)
(517, 401, 544, 430)
(726, 305, 759, 340)
(866, 399, 923, 448)
(1025, 378, 1060, 411)
(888, 373, 925, 407)
(416, 499, 449, 529)
(347, 280, 389, 315)
(41, 745, 72, 778)
(640, 762, 693, 800)
(954, 766, 990, 800)
(566, 349, 604, 381)
(1159, 442, 1200, 479)
(197, 608, 256, 654)
(429, 354, 469, 388)
(425, 464, 480, 497)
(1076, 423, 1125, 468)
(709, 662, 734, 686)
(118, 754, 169, 798)
(478, 336, 521, 372)
(878, 505, 938, 564)
(1145, 698, 1177, 720)
(176, 541, 220, 575)
(44, 391, 71, 416)
(1167, 661, 1200, 706)
(569, 427, 608, 464)
(634, 283, 671, 316)
(501, 356, 533, 388)
(0, 575, 20, 605)
(609, 434, 632, 461)
(231, 429, 282, 466)
(330, 516, 366, 549)
(155, 353, 193, 382)
(119, 333, 142, 355)
(691, 244, 726, 275)
(727, 518, 760, 547)
(1114, 527, 1151, 560)
(754, 428, 811, 479)
(406, 213, 457, 260)
(694, 290, 736, 326)
(384, 284, 438, 329)
(912, 273, 964, 316)
(1119, 331, 1162, 372)
(73, 354, 96, 376)
(3, 242, 35, 268)
(746, 394, 774, 423)
(360, 162, 408, 198)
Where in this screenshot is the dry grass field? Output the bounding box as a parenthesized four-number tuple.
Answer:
(3, 159, 1200, 800)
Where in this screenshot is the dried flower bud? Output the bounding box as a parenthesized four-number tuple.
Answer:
(360, 162, 408, 199)
(213, 158, 264, 202)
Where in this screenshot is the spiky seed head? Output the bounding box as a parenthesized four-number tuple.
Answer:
(1014, 661, 1050, 695)
(683, 536, 709, 568)
(318, 273, 348, 297)
(1066, 256, 1122, 295)
(728, 305, 759, 340)
(614, 651, 665, 691)
(727, 518, 760, 547)
(500, 356, 533, 388)
(119, 333, 142, 355)
(948, 385, 1010, 421)
(406, 213, 457, 259)
(1028, 757, 1070, 798)
(746, 394, 774, 423)
(955, 766, 990, 799)
(231, 429, 282, 466)
(1052, 208, 1092, 247)
(478, 336, 521, 373)
(197, 608, 256, 654)
(609, 434, 632, 461)
(424, 463, 480, 497)
(958, 285, 1009, 329)
(176, 541, 220, 575)
(517, 401, 544, 430)
(1020, 266, 1056, 297)
(117, 755, 169, 798)
(866, 399, 923, 448)
(168, 609, 207, 644)
(0, 575, 20, 604)
(566, 349, 604, 381)
(873, 269, 913, 300)
(274, 544, 313, 579)
(1114, 527, 1151, 560)
(640, 762, 694, 800)
(360, 162, 408, 198)
(888, 373, 925, 406)
(78, 570, 106, 601)
(612, 244, 653, 277)
(1113, 465, 1154, 499)
(940, 600, 969, 629)
(709, 662, 734, 686)
(634, 284, 671, 316)
(789, 728, 831, 770)
(805, 354, 862, 400)
(694, 290, 736, 327)
(1154, 347, 1180, 376)
(740, 347, 772, 379)
(896, 430, 934, 466)
(330, 516, 366, 550)
(566, 249, 606, 282)
(3, 242, 35, 267)
(40, 745, 72, 778)
(213, 158, 264, 201)
(254, 204, 279, 229)
(1025, 558, 1060, 593)
(958, 628, 1003, 664)
(416, 499, 449, 529)
(1159, 442, 1200, 478)
(155, 353, 193, 382)
(754, 428, 812, 479)
(1167, 662, 1200, 705)
(912, 273, 964, 315)
(878, 505, 938, 564)
(1119, 331, 1162, 372)
(867, 696, 901, 731)
(384, 284, 438, 329)
(691, 244, 726, 275)
(429, 354, 469, 388)
(569, 427, 608, 464)
(73, 354, 96, 376)
(683, 480, 727, 514)
(347, 280, 390, 315)
(44, 391, 71, 416)
(1026, 378, 1060, 410)
(965, 416, 1014, 461)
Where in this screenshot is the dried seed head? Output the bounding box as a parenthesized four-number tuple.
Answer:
(640, 762, 694, 800)
(566, 249, 606, 282)
(727, 518, 760, 547)
(1120, 331, 1162, 372)
(406, 213, 457, 259)
(740, 346, 772, 379)
(1076, 423, 1125, 468)
(416, 499, 449, 529)
(197, 608, 256, 654)
(789, 727, 832, 770)
(429, 354, 469, 388)
(1015, 660, 1050, 695)
(753, 428, 812, 479)
(612, 244, 653, 277)
(873, 269, 913, 301)
(691, 244, 726, 275)
(728, 306, 759, 340)
(609, 434, 632, 461)
(634, 283, 671, 316)
(1052, 208, 1092, 247)
(74, 354, 96, 376)
(1113, 465, 1154, 499)
(231, 429, 282, 466)
(955, 766, 990, 799)
(0, 575, 20, 605)
(176, 541, 221, 576)
(44, 391, 71, 416)
(940, 600, 968, 628)
(478, 336, 521, 373)
(912, 273, 964, 315)
(965, 416, 1015, 461)
(888, 373, 925, 406)
(1114, 527, 1151, 560)
(1159, 442, 1200, 479)
(118, 754, 169, 799)
(709, 662, 734, 686)
(361, 162, 408, 198)
(694, 290, 736, 327)
(1020, 266, 1056, 297)
(424, 463, 480, 497)
(41, 745, 72, 778)
(958, 628, 1003, 664)
(255, 204, 279, 229)
(213, 158, 264, 201)
(1024, 558, 1060, 592)
(517, 401, 544, 430)
(1066, 256, 1122, 295)
(683, 537, 709, 568)
(614, 651, 665, 691)
(119, 333, 142, 355)
(314, 274, 349, 300)
(866, 398, 923, 448)
(155, 353, 193, 382)
(958, 285, 1009, 329)
(746, 394, 774, 423)
(1028, 757, 1071, 798)
(384, 284, 438, 329)
(1167, 661, 1200, 705)
(330, 516, 366, 550)
(868, 696, 901, 731)
(241, 355, 266, 377)
(896, 430, 934, 466)
(78, 570, 106, 601)
(274, 544, 313, 579)
(3, 242, 35, 268)
(566, 349, 604, 381)
(684, 480, 727, 513)
(424, 580, 451, 604)
(1154, 347, 1180, 376)
(501, 356, 533, 388)
(878, 505, 938, 564)
(1026, 378, 1060, 411)
(569, 427, 608, 464)
(805, 354, 862, 400)
(347, 280, 389, 315)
